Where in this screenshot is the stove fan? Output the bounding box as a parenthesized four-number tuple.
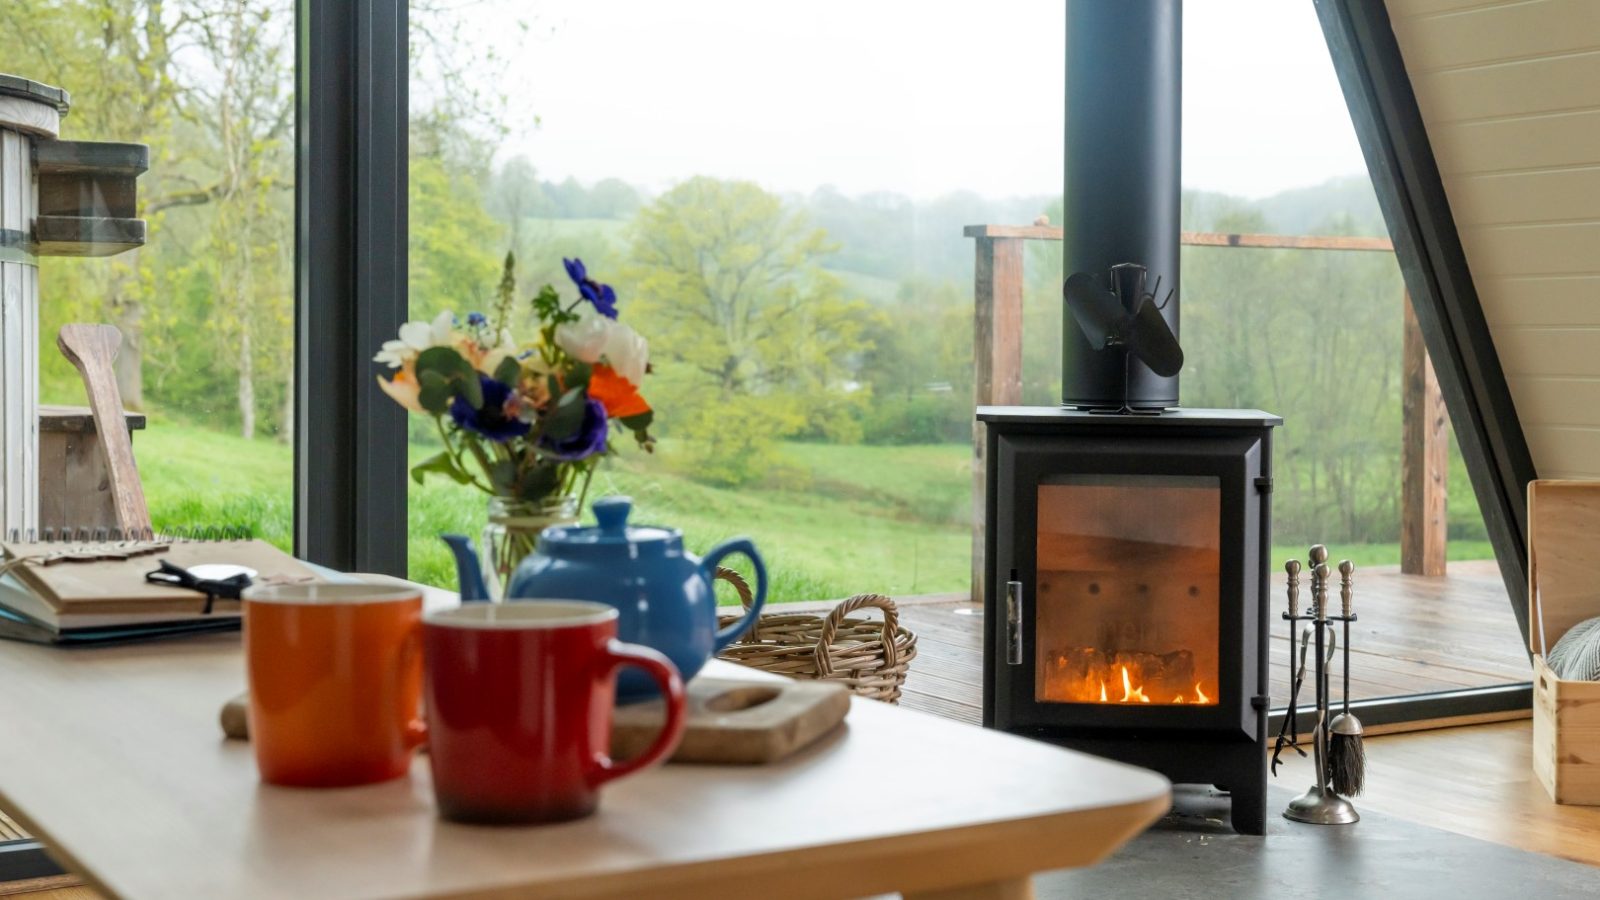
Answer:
(1063, 263, 1185, 403)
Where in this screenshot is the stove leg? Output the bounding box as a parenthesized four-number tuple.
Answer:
(1230, 783, 1267, 835)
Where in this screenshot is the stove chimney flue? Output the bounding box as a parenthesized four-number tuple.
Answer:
(1062, 0, 1182, 410)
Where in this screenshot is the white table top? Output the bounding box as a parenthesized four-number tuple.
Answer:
(0, 588, 1169, 900)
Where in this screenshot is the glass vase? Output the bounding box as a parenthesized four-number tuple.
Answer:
(481, 495, 579, 602)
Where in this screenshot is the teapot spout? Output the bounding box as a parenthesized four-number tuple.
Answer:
(440, 534, 490, 603)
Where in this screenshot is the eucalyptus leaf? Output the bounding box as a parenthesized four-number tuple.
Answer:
(565, 362, 592, 391)
(516, 463, 562, 501)
(488, 460, 518, 494)
(458, 371, 485, 409)
(493, 355, 522, 387)
(543, 388, 588, 439)
(417, 371, 453, 414)
(415, 346, 471, 381)
(411, 451, 472, 486)
(620, 410, 654, 432)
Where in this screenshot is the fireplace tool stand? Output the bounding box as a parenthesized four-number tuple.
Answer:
(1277, 545, 1360, 825)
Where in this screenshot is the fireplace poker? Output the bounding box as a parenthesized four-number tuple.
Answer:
(1270, 559, 1309, 776)
(1328, 560, 1366, 796)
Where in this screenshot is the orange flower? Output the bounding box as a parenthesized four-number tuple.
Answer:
(376, 362, 423, 412)
(588, 364, 651, 419)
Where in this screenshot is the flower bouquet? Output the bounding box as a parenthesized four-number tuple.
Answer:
(375, 255, 654, 595)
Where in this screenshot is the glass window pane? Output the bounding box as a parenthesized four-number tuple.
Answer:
(3, 0, 296, 547)
(1181, 0, 1528, 704)
(404, 1, 1063, 601)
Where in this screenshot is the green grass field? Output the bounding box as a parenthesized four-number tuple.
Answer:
(135, 422, 1496, 604)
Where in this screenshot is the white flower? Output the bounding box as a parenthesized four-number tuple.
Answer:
(554, 305, 610, 364)
(554, 305, 649, 386)
(602, 321, 649, 387)
(374, 310, 457, 367)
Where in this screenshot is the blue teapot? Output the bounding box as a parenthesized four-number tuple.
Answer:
(442, 496, 768, 703)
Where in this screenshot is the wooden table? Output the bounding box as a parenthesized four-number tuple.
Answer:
(0, 594, 1169, 900)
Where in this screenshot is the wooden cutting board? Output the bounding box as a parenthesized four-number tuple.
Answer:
(220, 677, 850, 766)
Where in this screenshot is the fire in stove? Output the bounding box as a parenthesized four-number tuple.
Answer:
(1045, 647, 1217, 706)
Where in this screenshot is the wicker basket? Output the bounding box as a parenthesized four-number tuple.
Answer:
(713, 568, 917, 703)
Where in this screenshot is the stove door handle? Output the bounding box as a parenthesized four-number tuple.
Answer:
(1005, 575, 1024, 665)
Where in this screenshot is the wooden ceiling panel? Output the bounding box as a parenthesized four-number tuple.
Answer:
(1408, 50, 1600, 123)
(1392, 0, 1600, 71)
(1478, 276, 1600, 327)
(1428, 110, 1600, 175)
(1445, 167, 1600, 226)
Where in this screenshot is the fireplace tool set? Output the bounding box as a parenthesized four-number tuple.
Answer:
(1272, 545, 1366, 825)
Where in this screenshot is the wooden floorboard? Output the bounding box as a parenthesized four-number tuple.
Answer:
(1276, 720, 1600, 869)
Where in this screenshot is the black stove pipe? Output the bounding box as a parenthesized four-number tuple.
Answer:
(1062, 0, 1182, 410)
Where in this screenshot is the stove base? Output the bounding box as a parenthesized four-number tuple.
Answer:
(1005, 730, 1267, 835)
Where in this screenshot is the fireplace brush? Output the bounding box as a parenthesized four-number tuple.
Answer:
(1327, 560, 1366, 796)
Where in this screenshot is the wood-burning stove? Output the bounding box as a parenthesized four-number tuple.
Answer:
(980, 406, 1280, 834)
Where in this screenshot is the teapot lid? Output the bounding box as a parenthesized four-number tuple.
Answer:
(537, 496, 681, 557)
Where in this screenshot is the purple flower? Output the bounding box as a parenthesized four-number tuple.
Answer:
(539, 397, 609, 461)
(450, 375, 531, 443)
(562, 257, 619, 320)
(466, 311, 487, 327)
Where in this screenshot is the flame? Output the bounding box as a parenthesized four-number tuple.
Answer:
(1119, 666, 1150, 703)
(1048, 651, 1216, 705)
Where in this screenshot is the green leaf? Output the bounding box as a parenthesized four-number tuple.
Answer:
(493, 355, 522, 387)
(620, 410, 654, 433)
(417, 371, 453, 415)
(488, 460, 518, 495)
(416, 346, 483, 408)
(515, 463, 562, 502)
(543, 387, 587, 440)
(411, 451, 472, 486)
(415, 346, 471, 381)
(458, 370, 484, 409)
(565, 361, 592, 391)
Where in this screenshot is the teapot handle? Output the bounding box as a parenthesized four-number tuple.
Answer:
(704, 538, 768, 653)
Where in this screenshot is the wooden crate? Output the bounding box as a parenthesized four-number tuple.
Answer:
(1528, 480, 1600, 805)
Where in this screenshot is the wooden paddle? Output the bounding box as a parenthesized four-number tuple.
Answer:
(56, 324, 151, 536)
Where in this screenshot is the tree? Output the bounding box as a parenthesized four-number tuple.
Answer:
(587, 178, 641, 219)
(625, 177, 878, 483)
(410, 156, 507, 323)
(487, 156, 544, 249)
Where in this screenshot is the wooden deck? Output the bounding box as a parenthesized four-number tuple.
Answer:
(891, 560, 1530, 725)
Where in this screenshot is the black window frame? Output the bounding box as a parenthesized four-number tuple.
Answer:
(293, 0, 409, 574)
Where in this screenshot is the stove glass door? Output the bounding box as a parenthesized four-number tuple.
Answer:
(1035, 473, 1221, 706)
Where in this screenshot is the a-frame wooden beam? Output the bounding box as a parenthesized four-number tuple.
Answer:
(1315, 0, 1539, 649)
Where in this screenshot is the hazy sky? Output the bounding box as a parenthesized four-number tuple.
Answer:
(437, 1, 1368, 200)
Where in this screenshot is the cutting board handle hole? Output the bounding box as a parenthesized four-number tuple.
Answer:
(705, 685, 782, 713)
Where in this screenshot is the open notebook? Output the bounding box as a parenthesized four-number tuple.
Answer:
(0, 538, 324, 644)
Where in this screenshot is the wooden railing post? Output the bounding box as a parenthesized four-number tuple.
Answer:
(970, 233, 1024, 603)
(1402, 293, 1449, 576)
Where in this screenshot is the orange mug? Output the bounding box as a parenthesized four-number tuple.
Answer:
(243, 583, 425, 787)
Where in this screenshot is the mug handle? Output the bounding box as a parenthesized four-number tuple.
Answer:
(703, 538, 768, 652)
(399, 620, 428, 751)
(588, 640, 687, 788)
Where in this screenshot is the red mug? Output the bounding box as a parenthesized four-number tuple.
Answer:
(423, 600, 687, 824)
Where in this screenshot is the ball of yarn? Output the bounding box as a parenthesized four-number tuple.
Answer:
(1548, 616, 1600, 681)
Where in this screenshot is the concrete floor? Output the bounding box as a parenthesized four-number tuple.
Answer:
(1035, 785, 1599, 899)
